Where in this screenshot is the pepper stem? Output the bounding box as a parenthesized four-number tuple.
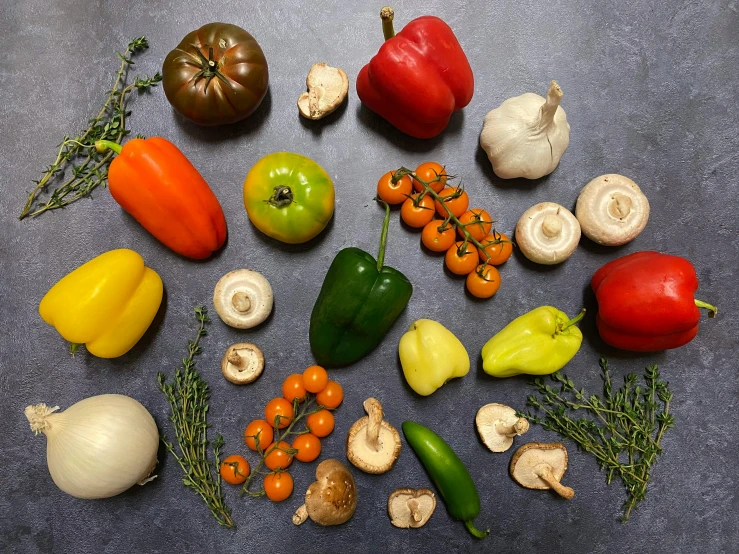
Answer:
(558, 309, 586, 333)
(381, 7, 395, 40)
(464, 519, 490, 539)
(95, 140, 122, 155)
(69, 342, 82, 355)
(695, 299, 718, 318)
(375, 198, 391, 271)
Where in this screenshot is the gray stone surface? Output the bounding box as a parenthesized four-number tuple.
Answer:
(1, 0, 737, 552)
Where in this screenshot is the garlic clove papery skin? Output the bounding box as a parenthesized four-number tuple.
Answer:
(26, 394, 159, 499)
(480, 81, 570, 180)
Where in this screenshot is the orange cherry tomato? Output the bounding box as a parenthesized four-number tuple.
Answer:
(401, 193, 435, 228)
(413, 162, 447, 193)
(265, 397, 294, 429)
(477, 232, 513, 266)
(315, 380, 344, 409)
(377, 170, 413, 205)
(421, 220, 456, 253)
(466, 264, 502, 298)
(263, 471, 294, 502)
(306, 409, 335, 438)
(282, 373, 307, 403)
(220, 455, 250, 485)
(458, 209, 493, 241)
(445, 241, 480, 275)
(264, 441, 294, 470)
(244, 419, 274, 451)
(434, 187, 469, 218)
(292, 433, 322, 462)
(302, 365, 329, 394)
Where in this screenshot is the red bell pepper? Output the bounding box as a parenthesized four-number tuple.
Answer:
(96, 138, 227, 259)
(591, 251, 717, 351)
(356, 7, 474, 139)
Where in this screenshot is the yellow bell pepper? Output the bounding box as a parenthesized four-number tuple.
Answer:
(399, 319, 470, 396)
(39, 249, 163, 358)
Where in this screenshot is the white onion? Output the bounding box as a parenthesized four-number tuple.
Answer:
(25, 394, 159, 499)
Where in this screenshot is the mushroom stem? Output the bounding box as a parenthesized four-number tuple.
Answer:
(364, 398, 383, 451)
(542, 214, 563, 238)
(496, 417, 529, 438)
(292, 504, 309, 525)
(608, 194, 633, 219)
(232, 292, 252, 313)
(227, 351, 243, 368)
(537, 81, 563, 130)
(407, 498, 422, 522)
(534, 465, 574, 499)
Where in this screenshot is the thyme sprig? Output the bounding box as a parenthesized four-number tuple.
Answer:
(521, 358, 674, 521)
(157, 307, 234, 529)
(19, 36, 162, 220)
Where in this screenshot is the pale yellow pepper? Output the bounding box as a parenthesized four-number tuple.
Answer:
(399, 319, 470, 396)
(39, 249, 163, 358)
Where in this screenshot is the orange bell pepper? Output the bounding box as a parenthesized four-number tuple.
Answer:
(96, 138, 227, 259)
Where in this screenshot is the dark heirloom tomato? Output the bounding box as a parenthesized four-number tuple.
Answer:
(162, 23, 268, 126)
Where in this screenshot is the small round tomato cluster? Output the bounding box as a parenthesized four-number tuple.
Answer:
(219, 365, 343, 502)
(377, 162, 513, 298)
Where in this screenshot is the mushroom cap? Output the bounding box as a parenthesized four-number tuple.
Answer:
(298, 63, 349, 120)
(213, 269, 273, 329)
(575, 174, 650, 246)
(304, 459, 357, 526)
(509, 442, 569, 490)
(515, 202, 581, 265)
(475, 403, 530, 453)
(346, 398, 402, 474)
(388, 488, 437, 529)
(221, 343, 264, 385)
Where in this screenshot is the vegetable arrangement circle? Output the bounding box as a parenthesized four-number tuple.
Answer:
(162, 23, 269, 126)
(243, 152, 335, 244)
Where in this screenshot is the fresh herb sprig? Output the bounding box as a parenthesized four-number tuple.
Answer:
(19, 36, 162, 220)
(522, 358, 674, 521)
(157, 307, 234, 529)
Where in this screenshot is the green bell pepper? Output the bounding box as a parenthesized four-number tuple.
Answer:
(309, 200, 412, 367)
(481, 306, 585, 378)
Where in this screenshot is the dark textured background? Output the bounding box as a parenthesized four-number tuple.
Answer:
(1, 1, 737, 552)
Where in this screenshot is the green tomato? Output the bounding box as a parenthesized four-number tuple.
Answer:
(243, 152, 335, 244)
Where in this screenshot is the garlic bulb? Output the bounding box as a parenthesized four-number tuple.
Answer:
(480, 81, 570, 180)
(26, 394, 159, 499)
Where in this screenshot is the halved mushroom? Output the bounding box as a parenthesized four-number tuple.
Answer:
(388, 488, 436, 529)
(575, 174, 650, 246)
(221, 343, 264, 385)
(515, 202, 581, 265)
(292, 459, 357, 526)
(510, 442, 574, 499)
(346, 398, 401, 474)
(476, 403, 529, 453)
(298, 63, 349, 120)
(213, 269, 273, 329)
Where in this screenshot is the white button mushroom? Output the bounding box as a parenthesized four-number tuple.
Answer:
(509, 442, 574, 499)
(515, 202, 581, 265)
(575, 174, 650, 246)
(221, 343, 264, 385)
(388, 488, 437, 529)
(213, 269, 273, 329)
(292, 459, 357, 526)
(298, 63, 349, 120)
(475, 403, 529, 453)
(346, 398, 401, 474)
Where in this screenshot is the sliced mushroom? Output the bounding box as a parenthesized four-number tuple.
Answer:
(475, 403, 529, 453)
(292, 459, 357, 526)
(388, 488, 436, 528)
(510, 442, 574, 499)
(213, 269, 273, 329)
(346, 398, 401, 474)
(298, 63, 349, 120)
(576, 174, 650, 246)
(515, 202, 581, 265)
(221, 343, 264, 385)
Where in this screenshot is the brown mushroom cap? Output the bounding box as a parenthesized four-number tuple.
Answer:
(213, 269, 273, 329)
(298, 63, 349, 120)
(388, 488, 436, 529)
(346, 398, 401, 474)
(515, 202, 581, 265)
(575, 174, 650, 246)
(510, 442, 574, 499)
(293, 459, 357, 526)
(475, 403, 529, 453)
(221, 343, 264, 385)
